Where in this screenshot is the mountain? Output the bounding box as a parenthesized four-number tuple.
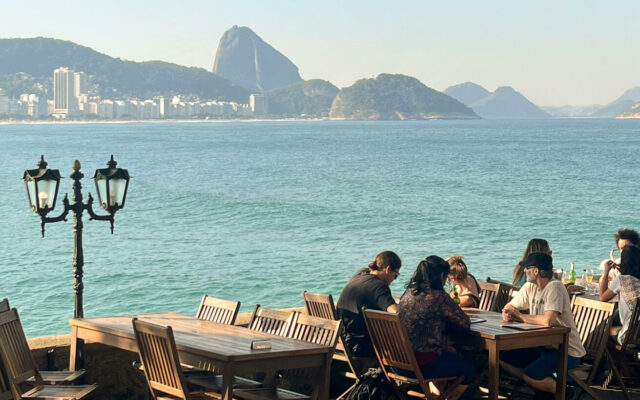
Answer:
(266, 79, 338, 116)
(213, 26, 302, 92)
(591, 87, 640, 118)
(541, 104, 602, 118)
(0, 37, 251, 102)
(618, 101, 640, 119)
(329, 74, 478, 120)
(444, 82, 491, 106)
(469, 86, 551, 119)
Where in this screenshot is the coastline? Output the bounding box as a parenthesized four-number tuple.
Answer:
(0, 117, 331, 126)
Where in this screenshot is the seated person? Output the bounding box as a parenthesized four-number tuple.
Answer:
(512, 239, 552, 286)
(336, 250, 400, 375)
(600, 244, 640, 345)
(501, 252, 586, 395)
(446, 255, 480, 307)
(598, 228, 640, 284)
(398, 256, 473, 400)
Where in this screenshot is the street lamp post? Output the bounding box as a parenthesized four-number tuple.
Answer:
(23, 155, 130, 367)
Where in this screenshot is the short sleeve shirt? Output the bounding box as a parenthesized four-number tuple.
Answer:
(509, 280, 586, 358)
(336, 268, 396, 357)
(609, 275, 640, 344)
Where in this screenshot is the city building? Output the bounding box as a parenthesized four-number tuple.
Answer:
(249, 94, 268, 115)
(53, 67, 77, 118)
(0, 89, 9, 115)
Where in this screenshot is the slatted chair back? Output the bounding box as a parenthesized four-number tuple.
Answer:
(248, 305, 298, 337)
(301, 292, 359, 399)
(363, 309, 462, 400)
(195, 295, 240, 325)
(478, 281, 502, 312)
(303, 291, 337, 321)
(0, 299, 9, 314)
(289, 313, 341, 348)
(0, 345, 14, 400)
(132, 318, 190, 400)
(0, 308, 43, 397)
(487, 277, 520, 307)
(572, 297, 615, 357)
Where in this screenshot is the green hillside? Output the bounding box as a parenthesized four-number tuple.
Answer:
(0, 37, 252, 102)
(266, 79, 338, 116)
(329, 74, 478, 120)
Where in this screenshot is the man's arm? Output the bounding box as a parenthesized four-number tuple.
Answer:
(386, 304, 397, 313)
(520, 310, 559, 327)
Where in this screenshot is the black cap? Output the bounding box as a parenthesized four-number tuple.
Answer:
(522, 252, 553, 270)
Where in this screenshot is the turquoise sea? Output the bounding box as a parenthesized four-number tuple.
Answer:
(1, 119, 640, 338)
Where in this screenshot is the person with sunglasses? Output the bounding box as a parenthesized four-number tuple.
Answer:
(500, 252, 585, 396)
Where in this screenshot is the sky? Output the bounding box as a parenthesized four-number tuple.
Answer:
(1, 0, 638, 107)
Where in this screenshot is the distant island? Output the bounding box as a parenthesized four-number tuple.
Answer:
(1, 27, 639, 121)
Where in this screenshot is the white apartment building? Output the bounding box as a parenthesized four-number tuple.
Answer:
(0, 89, 9, 114)
(249, 94, 268, 115)
(53, 67, 77, 117)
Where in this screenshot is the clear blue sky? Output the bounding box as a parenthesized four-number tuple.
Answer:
(1, 0, 638, 106)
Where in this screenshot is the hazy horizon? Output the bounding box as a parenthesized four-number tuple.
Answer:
(1, 1, 638, 107)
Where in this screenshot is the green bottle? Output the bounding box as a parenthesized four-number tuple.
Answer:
(570, 262, 576, 284)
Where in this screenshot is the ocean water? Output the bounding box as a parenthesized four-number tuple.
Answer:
(1, 119, 640, 338)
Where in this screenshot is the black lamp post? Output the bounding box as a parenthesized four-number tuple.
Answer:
(23, 155, 130, 320)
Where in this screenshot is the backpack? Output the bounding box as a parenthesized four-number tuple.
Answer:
(345, 368, 395, 400)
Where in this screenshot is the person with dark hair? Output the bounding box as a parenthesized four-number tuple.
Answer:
(446, 255, 480, 308)
(501, 253, 585, 395)
(600, 244, 640, 345)
(512, 239, 552, 286)
(397, 256, 473, 400)
(599, 228, 640, 283)
(337, 250, 401, 374)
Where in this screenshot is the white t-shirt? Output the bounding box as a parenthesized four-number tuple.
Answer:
(509, 280, 586, 358)
(609, 275, 640, 345)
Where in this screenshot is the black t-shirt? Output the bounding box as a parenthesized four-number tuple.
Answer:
(336, 268, 395, 357)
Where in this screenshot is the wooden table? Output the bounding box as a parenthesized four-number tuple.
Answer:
(455, 309, 570, 400)
(69, 313, 332, 400)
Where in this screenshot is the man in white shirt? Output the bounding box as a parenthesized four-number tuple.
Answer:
(500, 252, 586, 395)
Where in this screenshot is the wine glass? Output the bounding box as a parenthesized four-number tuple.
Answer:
(610, 248, 620, 263)
(583, 269, 594, 294)
(562, 271, 572, 285)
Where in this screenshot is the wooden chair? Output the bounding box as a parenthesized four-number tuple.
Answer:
(363, 309, 463, 400)
(604, 300, 640, 400)
(569, 297, 616, 400)
(0, 329, 14, 400)
(478, 281, 502, 312)
(486, 277, 520, 312)
(234, 314, 342, 400)
(0, 299, 9, 314)
(247, 306, 298, 337)
(302, 291, 359, 400)
(0, 309, 96, 400)
(195, 295, 241, 325)
(132, 318, 223, 400)
(186, 296, 261, 391)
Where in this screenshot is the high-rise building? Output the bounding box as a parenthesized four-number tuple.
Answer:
(53, 67, 77, 117)
(249, 94, 268, 115)
(0, 88, 9, 115)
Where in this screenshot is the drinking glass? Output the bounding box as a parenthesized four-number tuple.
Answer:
(610, 248, 620, 262)
(562, 271, 572, 285)
(584, 269, 594, 294)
